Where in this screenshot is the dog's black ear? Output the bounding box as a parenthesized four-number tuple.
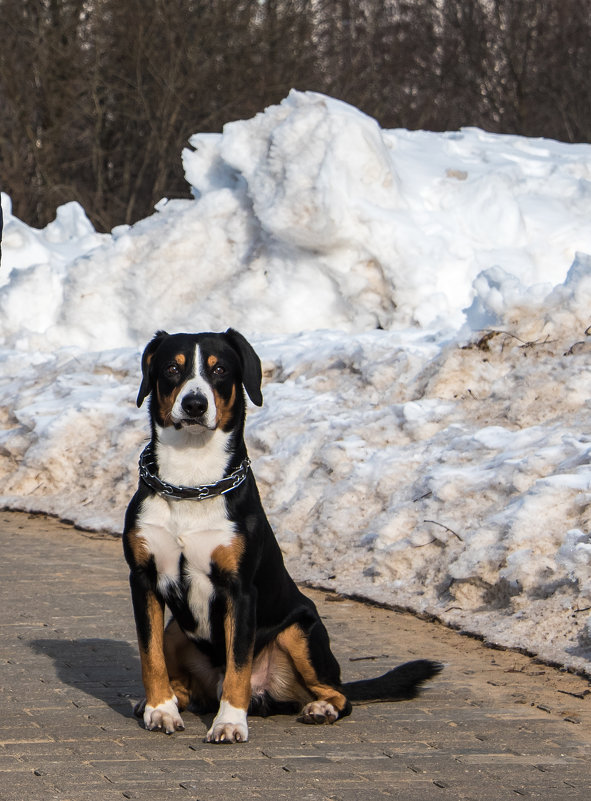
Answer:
(136, 330, 169, 407)
(223, 328, 263, 407)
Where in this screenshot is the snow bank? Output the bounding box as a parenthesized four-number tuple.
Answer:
(1, 91, 591, 674)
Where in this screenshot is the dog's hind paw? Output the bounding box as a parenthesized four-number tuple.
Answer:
(143, 697, 185, 734)
(299, 700, 339, 724)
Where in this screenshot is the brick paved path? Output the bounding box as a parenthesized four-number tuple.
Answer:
(1, 510, 590, 801)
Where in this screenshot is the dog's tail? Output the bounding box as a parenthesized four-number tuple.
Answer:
(343, 659, 443, 702)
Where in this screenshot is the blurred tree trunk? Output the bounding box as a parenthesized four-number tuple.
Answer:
(0, 0, 590, 232)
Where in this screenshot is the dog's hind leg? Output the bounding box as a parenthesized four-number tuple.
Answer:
(163, 619, 220, 712)
(276, 622, 352, 724)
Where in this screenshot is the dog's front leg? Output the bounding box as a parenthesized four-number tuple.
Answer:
(206, 594, 254, 744)
(129, 567, 185, 734)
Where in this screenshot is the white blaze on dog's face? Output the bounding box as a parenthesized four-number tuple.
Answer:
(169, 344, 218, 431)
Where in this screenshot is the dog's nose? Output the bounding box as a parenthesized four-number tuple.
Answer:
(181, 392, 208, 418)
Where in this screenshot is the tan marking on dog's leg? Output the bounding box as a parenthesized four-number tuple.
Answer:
(276, 625, 347, 723)
(221, 598, 253, 711)
(140, 594, 169, 702)
(138, 594, 184, 733)
(127, 531, 186, 731)
(206, 599, 252, 743)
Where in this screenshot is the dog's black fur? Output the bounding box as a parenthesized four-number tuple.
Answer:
(123, 329, 442, 743)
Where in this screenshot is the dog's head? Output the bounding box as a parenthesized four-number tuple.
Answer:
(136, 329, 262, 432)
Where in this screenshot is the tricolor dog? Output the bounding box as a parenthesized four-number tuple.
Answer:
(123, 329, 441, 743)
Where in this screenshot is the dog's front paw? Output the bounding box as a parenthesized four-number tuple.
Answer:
(205, 701, 248, 744)
(206, 721, 248, 743)
(143, 697, 185, 734)
(299, 699, 339, 724)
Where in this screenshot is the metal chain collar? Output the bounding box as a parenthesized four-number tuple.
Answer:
(138, 444, 250, 501)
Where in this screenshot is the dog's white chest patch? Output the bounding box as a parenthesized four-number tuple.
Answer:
(137, 494, 235, 640)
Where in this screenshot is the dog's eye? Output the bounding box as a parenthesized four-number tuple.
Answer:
(212, 364, 226, 376)
(164, 363, 180, 378)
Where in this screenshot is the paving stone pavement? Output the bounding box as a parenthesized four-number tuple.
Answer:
(1, 510, 591, 801)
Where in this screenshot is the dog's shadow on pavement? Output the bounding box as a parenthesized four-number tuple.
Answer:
(30, 637, 143, 720)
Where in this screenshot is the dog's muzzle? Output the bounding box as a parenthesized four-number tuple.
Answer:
(175, 391, 214, 429)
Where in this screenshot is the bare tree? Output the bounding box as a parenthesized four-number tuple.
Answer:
(0, 0, 590, 232)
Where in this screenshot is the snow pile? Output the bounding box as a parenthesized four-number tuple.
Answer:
(1, 91, 591, 673)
